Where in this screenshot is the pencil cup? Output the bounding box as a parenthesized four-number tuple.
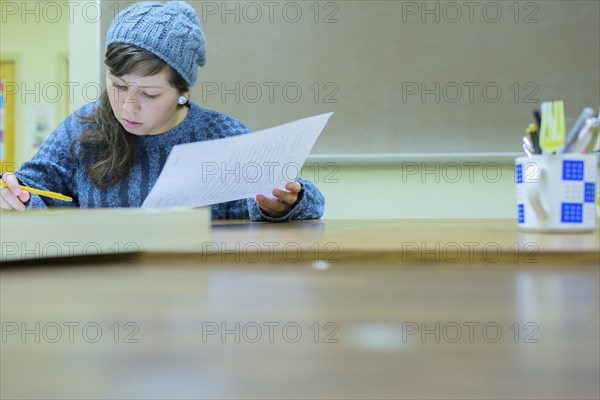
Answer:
(515, 154, 598, 232)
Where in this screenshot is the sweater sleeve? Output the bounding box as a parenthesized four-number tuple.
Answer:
(210, 177, 324, 221)
(14, 112, 83, 209)
(246, 177, 325, 222)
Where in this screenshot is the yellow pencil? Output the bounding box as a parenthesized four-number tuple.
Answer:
(0, 181, 73, 202)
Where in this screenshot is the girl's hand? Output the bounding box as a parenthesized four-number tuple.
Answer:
(0, 173, 29, 212)
(255, 182, 301, 218)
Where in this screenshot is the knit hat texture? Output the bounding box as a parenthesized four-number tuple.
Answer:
(106, 1, 206, 86)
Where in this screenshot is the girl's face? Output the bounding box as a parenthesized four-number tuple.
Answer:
(106, 70, 188, 136)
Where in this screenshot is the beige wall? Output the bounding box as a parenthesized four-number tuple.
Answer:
(305, 162, 516, 219)
(0, 0, 69, 162)
(66, 0, 101, 113)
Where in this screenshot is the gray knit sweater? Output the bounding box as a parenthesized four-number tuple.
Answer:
(14, 102, 325, 222)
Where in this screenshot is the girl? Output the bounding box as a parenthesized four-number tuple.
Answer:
(0, 1, 324, 221)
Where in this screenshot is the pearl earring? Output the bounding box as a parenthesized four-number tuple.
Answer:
(177, 96, 188, 105)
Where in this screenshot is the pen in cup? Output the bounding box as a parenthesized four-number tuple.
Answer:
(593, 109, 600, 153)
(586, 129, 599, 153)
(522, 136, 534, 157)
(556, 107, 595, 154)
(531, 109, 542, 154)
(523, 124, 538, 156)
(533, 109, 542, 129)
(568, 117, 600, 154)
(539, 101, 565, 153)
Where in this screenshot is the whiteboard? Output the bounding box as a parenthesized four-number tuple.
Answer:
(101, 1, 600, 155)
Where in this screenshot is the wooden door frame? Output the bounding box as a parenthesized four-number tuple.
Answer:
(0, 60, 16, 173)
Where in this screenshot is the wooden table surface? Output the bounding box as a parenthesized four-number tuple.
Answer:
(148, 218, 600, 265)
(1, 219, 598, 399)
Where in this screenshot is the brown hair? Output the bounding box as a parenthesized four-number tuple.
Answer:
(70, 44, 189, 189)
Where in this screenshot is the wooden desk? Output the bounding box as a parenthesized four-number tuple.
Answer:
(147, 218, 600, 265)
(1, 220, 598, 399)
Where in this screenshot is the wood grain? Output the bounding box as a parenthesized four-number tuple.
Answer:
(1, 219, 598, 399)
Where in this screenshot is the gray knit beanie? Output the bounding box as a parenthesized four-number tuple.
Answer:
(106, 1, 206, 86)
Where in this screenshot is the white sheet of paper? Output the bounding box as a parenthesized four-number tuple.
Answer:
(142, 112, 333, 208)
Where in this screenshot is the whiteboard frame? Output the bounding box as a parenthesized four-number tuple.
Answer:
(305, 153, 523, 165)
